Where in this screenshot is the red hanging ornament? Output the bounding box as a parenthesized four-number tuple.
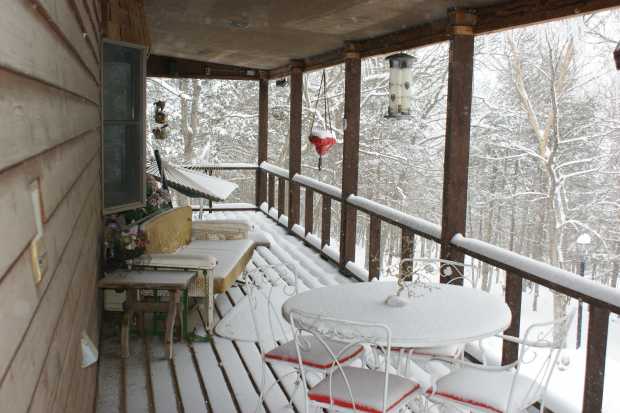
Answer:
(309, 128, 336, 170)
(307, 70, 336, 171)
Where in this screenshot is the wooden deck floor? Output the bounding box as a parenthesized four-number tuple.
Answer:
(96, 211, 351, 413)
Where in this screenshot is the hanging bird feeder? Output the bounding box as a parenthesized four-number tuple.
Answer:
(308, 70, 336, 171)
(385, 52, 415, 118)
(154, 100, 167, 124)
(614, 40, 620, 70)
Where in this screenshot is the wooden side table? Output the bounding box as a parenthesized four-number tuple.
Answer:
(97, 269, 197, 359)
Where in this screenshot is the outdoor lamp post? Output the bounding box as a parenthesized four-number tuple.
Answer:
(386, 53, 415, 118)
(576, 233, 591, 349)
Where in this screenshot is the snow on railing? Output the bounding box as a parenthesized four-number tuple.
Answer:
(292, 174, 342, 199)
(186, 163, 258, 170)
(451, 234, 620, 311)
(347, 194, 442, 241)
(259, 161, 289, 179)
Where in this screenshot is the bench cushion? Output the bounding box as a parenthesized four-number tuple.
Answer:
(183, 239, 255, 293)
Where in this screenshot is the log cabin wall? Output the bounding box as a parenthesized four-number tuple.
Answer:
(0, 1, 103, 412)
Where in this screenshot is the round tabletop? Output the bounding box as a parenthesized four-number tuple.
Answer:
(282, 282, 511, 348)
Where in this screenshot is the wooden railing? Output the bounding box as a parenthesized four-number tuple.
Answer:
(194, 162, 617, 411)
(255, 162, 618, 412)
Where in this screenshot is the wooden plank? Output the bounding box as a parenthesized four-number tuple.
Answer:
(29, 244, 97, 413)
(277, 177, 286, 218)
(192, 339, 237, 412)
(147, 54, 260, 80)
(0, 67, 100, 173)
(439, 11, 476, 280)
(0, 156, 98, 366)
(304, 188, 314, 236)
(97, 269, 197, 290)
(287, 63, 303, 231)
(582, 305, 610, 412)
(70, 0, 101, 63)
(0, 1, 99, 102)
(36, 0, 99, 78)
(256, 78, 269, 207)
(96, 336, 123, 413)
(211, 312, 265, 412)
(368, 215, 381, 281)
(339, 50, 361, 269)
(268, 174, 275, 210)
(149, 337, 180, 413)
(321, 195, 332, 248)
(400, 228, 414, 280)
(0, 187, 100, 412)
(83, 0, 102, 46)
(173, 342, 208, 413)
(502, 271, 522, 365)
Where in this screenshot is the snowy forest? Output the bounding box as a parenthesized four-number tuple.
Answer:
(147, 11, 619, 305)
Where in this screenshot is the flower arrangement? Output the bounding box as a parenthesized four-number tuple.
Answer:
(104, 219, 147, 272)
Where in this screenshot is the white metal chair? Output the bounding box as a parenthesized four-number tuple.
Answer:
(289, 309, 421, 413)
(426, 309, 576, 413)
(244, 262, 365, 411)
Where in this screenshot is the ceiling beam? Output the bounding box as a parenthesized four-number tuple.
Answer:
(147, 54, 262, 80)
(266, 0, 620, 79)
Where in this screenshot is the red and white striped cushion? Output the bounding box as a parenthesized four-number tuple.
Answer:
(427, 366, 539, 413)
(309, 366, 420, 413)
(264, 337, 363, 370)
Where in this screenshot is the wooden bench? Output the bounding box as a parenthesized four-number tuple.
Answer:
(129, 206, 264, 332)
(97, 269, 197, 359)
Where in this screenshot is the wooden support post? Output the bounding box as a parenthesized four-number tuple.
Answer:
(278, 177, 286, 218)
(368, 215, 381, 281)
(305, 188, 314, 236)
(268, 174, 275, 211)
(321, 195, 332, 249)
(440, 10, 477, 284)
(582, 305, 609, 412)
(400, 228, 414, 281)
(288, 61, 303, 231)
(502, 271, 522, 365)
(339, 48, 361, 270)
(256, 77, 269, 207)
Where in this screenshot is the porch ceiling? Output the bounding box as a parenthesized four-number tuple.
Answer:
(144, 0, 505, 70)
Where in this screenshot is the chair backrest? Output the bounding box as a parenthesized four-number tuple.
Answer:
(245, 262, 300, 350)
(508, 309, 576, 412)
(289, 309, 393, 413)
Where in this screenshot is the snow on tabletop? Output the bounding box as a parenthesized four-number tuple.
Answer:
(347, 195, 442, 240)
(292, 174, 342, 199)
(260, 161, 289, 178)
(451, 234, 620, 308)
(322, 244, 340, 262)
(291, 224, 305, 238)
(345, 261, 369, 281)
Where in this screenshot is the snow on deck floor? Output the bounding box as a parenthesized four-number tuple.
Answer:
(96, 211, 351, 413)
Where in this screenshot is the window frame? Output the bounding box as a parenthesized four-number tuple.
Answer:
(101, 38, 147, 215)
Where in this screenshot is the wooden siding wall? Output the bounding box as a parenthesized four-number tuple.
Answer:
(0, 1, 103, 412)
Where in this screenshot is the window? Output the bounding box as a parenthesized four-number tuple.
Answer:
(102, 40, 146, 214)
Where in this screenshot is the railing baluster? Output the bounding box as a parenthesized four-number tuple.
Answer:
(321, 195, 331, 249)
(304, 188, 314, 236)
(368, 214, 381, 281)
(400, 228, 414, 280)
(502, 271, 522, 365)
(277, 177, 285, 218)
(583, 305, 609, 412)
(268, 173, 275, 211)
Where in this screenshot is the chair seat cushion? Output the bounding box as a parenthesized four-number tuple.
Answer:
(392, 344, 462, 358)
(265, 337, 363, 370)
(429, 366, 539, 413)
(309, 366, 419, 413)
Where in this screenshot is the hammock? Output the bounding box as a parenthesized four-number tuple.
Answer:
(147, 159, 238, 202)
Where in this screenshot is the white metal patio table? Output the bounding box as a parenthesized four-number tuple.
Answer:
(282, 282, 511, 348)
